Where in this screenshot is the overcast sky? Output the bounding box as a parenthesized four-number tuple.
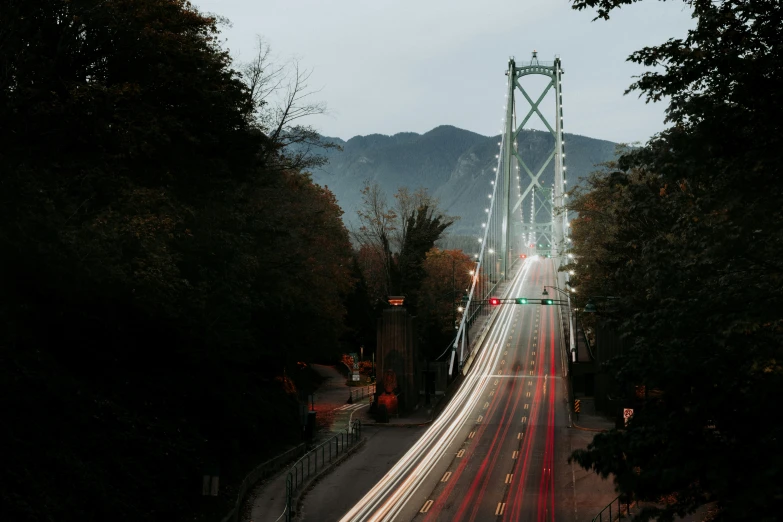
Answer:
(193, 0, 694, 144)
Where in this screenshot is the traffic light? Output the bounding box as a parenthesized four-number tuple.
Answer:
(540, 299, 554, 305)
(519, 254, 527, 259)
(515, 298, 528, 305)
(489, 297, 501, 306)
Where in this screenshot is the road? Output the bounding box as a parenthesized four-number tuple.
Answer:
(340, 256, 572, 522)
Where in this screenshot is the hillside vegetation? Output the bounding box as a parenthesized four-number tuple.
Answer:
(310, 126, 617, 236)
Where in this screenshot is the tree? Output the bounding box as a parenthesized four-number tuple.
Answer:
(354, 182, 398, 297)
(567, 1, 783, 520)
(353, 182, 456, 306)
(418, 248, 474, 358)
(238, 35, 340, 171)
(0, 1, 355, 520)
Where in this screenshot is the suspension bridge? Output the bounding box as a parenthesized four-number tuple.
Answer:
(339, 52, 577, 522)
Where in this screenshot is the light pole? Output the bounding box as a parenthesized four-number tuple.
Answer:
(542, 285, 577, 362)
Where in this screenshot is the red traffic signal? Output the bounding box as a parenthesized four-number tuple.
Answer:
(519, 254, 527, 259)
(489, 297, 501, 306)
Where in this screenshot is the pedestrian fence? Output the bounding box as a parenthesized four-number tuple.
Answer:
(281, 419, 363, 522)
(592, 494, 635, 522)
(348, 384, 375, 403)
(219, 443, 306, 522)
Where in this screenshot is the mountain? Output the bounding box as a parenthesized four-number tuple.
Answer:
(306, 125, 618, 237)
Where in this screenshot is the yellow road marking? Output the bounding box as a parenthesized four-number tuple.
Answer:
(457, 449, 465, 457)
(505, 474, 513, 484)
(496, 503, 506, 515)
(524, 404, 529, 410)
(441, 472, 452, 482)
(512, 450, 519, 459)
(420, 500, 434, 513)
(469, 431, 475, 439)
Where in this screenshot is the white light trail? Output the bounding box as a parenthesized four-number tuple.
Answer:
(339, 258, 539, 522)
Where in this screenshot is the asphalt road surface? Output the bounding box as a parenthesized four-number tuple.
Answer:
(340, 257, 572, 522)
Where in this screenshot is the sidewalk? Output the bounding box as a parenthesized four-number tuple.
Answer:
(567, 397, 710, 522)
(309, 365, 373, 436)
(565, 397, 620, 521)
(244, 365, 373, 522)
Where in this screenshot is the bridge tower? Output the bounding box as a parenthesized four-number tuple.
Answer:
(450, 52, 569, 376)
(503, 51, 567, 262)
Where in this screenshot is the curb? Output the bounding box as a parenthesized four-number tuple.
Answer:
(571, 423, 608, 433)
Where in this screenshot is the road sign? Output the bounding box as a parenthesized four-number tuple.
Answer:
(623, 408, 634, 426)
(352, 373, 360, 381)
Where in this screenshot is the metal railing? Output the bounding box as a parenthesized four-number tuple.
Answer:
(284, 419, 363, 522)
(348, 384, 375, 403)
(592, 495, 634, 522)
(219, 443, 305, 522)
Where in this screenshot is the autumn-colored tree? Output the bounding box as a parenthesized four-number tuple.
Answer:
(353, 182, 456, 306)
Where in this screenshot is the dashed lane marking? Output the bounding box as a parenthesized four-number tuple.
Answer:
(512, 450, 519, 459)
(457, 449, 465, 458)
(505, 474, 513, 484)
(441, 472, 452, 482)
(496, 503, 506, 515)
(420, 500, 434, 513)
(469, 431, 475, 439)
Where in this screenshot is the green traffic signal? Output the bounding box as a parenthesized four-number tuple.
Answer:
(541, 299, 554, 305)
(515, 298, 528, 304)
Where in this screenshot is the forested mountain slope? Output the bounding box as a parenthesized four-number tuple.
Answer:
(309, 125, 618, 236)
